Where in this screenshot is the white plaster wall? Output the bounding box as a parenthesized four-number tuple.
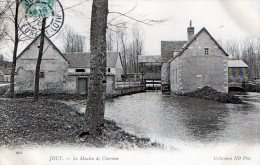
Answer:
(170, 30, 228, 94)
(16, 37, 69, 92)
(68, 68, 90, 73)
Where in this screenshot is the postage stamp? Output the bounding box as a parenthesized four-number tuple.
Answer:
(18, 0, 64, 38)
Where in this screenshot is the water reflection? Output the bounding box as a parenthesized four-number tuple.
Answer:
(105, 92, 260, 145)
(160, 95, 229, 142)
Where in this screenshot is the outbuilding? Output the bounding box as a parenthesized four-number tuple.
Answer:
(15, 35, 123, 95)
(228, 60, 249, 89)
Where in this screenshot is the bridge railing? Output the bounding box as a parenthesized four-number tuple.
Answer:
(115, 81, 142, 88)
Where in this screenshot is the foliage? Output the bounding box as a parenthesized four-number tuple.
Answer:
(0, 0, 8, 45)
(61, 25, 85, 53)
(223, 38, 260, 80)
(106, 22, 144, 73)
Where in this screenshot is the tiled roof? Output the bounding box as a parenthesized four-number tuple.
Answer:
(64, 52, 91, 68)
(107, 51, 120, 67)
(228, 60, 248, 67)
(161, 41, 187, 62)
(64, 51, 121, 68)
(169, 27, 229, 62)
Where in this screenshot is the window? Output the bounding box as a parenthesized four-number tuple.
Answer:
(76, 69, 85, 72)
(39, 71, 45, 78)
(108, 68, 111, 72)
(172, 69, 175, 84)
(204, 48, 209, 55)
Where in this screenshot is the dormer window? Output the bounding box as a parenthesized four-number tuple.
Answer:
(204, 48, 209, 55)
(76, 69, 85, 72)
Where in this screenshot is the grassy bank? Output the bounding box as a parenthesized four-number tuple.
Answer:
(0, 99, 162, 149)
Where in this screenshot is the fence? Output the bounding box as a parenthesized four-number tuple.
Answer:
(115, 81, 142, 88)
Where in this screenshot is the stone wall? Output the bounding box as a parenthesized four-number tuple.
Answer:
(161, 62, 170, 92)
(106, 75, 115, 95)
(105, 75, 145, 97)
(170, 30, 228, 94)
(114, 86, 145, 96)
(15, 59, 68, 92)
(15, 36, 69, 93)
(179, 56, 228, 93)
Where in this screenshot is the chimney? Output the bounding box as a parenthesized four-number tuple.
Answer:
(187, 20, 194, 41)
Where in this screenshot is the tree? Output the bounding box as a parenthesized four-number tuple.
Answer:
(129, 23, 144, 73)
(224, 39, 240, 60)
(84, 2, 166, 135)
(106, 20, 128, 73)
(106, 29, 113, 51)
(117, 23, 128, 73)
(0, 2, 8, 44)
(9, 0, 19, 98)
(85, 0, 108, 135)
(61, 25, 85, 53)
(222, 38, 260, 80)
(33, 17, 46, 101)
(2, 0, 31, 98)
(106, 22, 144, 74)
(240, 38, 259, 79)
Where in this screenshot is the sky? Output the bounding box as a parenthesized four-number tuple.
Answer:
(1, 0, 259, 60)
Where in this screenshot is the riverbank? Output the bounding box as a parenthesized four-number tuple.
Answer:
(0, 98, 162, 149)
(180, 86, 244, 104)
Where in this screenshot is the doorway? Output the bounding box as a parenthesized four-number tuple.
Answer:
(78, 78, 88, 94)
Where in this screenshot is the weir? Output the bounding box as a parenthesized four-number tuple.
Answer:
(144, 79, 161, 91)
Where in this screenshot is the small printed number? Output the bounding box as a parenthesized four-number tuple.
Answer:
(42, 7, 48, 13)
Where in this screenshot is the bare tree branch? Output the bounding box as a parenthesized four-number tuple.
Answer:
(109, 11, 169, 26)
(108, 4, 137, 24)
(60, 25, 85, 53)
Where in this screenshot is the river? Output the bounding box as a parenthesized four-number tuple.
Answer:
(105, 92, 260, 148)
(1, 92, 259, 165)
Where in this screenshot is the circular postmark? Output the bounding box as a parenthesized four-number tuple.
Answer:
(18, 0, 64, 39)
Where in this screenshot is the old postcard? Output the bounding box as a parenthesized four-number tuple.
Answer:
(0, 0, 259, 164)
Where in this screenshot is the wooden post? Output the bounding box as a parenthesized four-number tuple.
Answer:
(134, 77, 135, 87)
(153, 79, 154, 92)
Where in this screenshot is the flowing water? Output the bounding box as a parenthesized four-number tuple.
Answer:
(1, 92, 259, 165)
(105, 92, 260, 148)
